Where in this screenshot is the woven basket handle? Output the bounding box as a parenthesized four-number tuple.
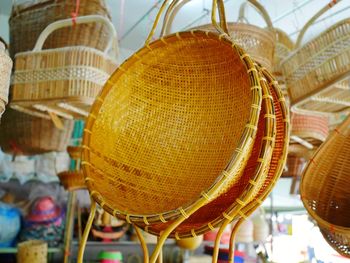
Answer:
(238, 0, 273, 30)
(32, 15, 118, 56)
(159, 0, 230, 38)
(295, 0, 341, 48)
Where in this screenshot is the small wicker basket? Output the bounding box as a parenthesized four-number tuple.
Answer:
(0, 108, 73, 155)
(9, 0, 113, 57)
(10, 15, 118, 120)
(17, 240, 48, 263)
(300, 116, 350, 257)
(281, 0, 350, 114)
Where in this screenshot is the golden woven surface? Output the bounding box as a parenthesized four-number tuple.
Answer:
(300, 116, 350, 257)
(0, 108, 73, 155)
(0, 41, 12, 118)
(281, 18, 350, 114)
(58, 171, 86, 191)
(9, 0, 112, 58)
(82, 30, 262, 223)
(137, 63, 276, 238)
(290, 113, 329, 146)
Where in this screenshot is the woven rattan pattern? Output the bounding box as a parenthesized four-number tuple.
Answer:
(0, 108, 73, 155)
(320, 227, 350, 257)
(9, 0, 111, 58)
(281, 19, 350, 113)
(82, 30, 262, 223)
(140, 63, 276, 237)
(0, 42, 12, 117)
(301, 116, 350, 256)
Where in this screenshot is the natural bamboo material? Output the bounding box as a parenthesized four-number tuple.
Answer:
(10, 15, 118, 120)
(9, 0, 113, 58)
(17, 240, 48, 263)
(0, 108, 73, 155)
(137, 63, 277, 238)
(300, 116, 350, 257)
(281, 0, 350, 114)
(58, 146, 86, 191)
(290, 113, 329, 147)
(162, 0, 275, 71)
(0, 40, 12, 118)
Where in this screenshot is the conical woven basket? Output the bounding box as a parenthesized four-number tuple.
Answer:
(162, 0, 275, 71)
(0, 40, 12, 118)
(300, 116, 350, 257)
(0, 108, 73, 155)
(81, 2, 263, 225)
(138, 64, 278, 238)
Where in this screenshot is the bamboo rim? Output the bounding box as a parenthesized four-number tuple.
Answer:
(81, 0, 263, 224)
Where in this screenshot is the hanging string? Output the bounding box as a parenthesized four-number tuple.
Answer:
(71, 0, 81, 26)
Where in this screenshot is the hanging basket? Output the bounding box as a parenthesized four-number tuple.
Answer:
(0, 108, 73, 155)
(300, 116, 350, 257)
(290, 113, 329, 147)
(9, 0, 113, 58)
(162, 0, 275, 71)
(10, 15, 118, 120)
(281, 0, 350, 114)
(0, 39, 12, 118)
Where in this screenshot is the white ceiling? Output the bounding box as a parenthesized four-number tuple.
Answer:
(1, 0, 349, 62)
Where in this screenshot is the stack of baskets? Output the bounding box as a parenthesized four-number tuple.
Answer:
(281, 0, 350, 114)
(0, 39, 12, 118)
(77, 1, 290, 262)
(0, 0, 118, 155)
(301, 116, 350, 257)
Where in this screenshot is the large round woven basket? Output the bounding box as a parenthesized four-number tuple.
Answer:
(0, 39, 12, 118)
(0, 108, 73, 155)
(81, 3, 264, 225)
(138, 64, 286, 238)
(300, 116, 350, 257)
(162, 0, 275, 71)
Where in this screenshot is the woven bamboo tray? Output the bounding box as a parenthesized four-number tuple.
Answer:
(0, 108, 73, 155)
(138, 63, 276, 238)
(0, 40, 12, 118)
(81, 2, 263, 225)
(290, 113, 329, 147)
(162, 0, 275, 71)
(281, 0, 350, 114)
(300, 116, 350, 257)
(10, 15, 118, 120)
(9, 0, 113, 58)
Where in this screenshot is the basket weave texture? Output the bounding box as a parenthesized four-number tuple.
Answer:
(82, 29, 263, 223)
(9, 0, 112, 58)
(17, 240, 48, 263)
(139, 66, 289, 238)
(300, 116, 350, 257)
(10, 15, 118, 119)
(0, 108, 73, 155)
(281, 18, 350, 114)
